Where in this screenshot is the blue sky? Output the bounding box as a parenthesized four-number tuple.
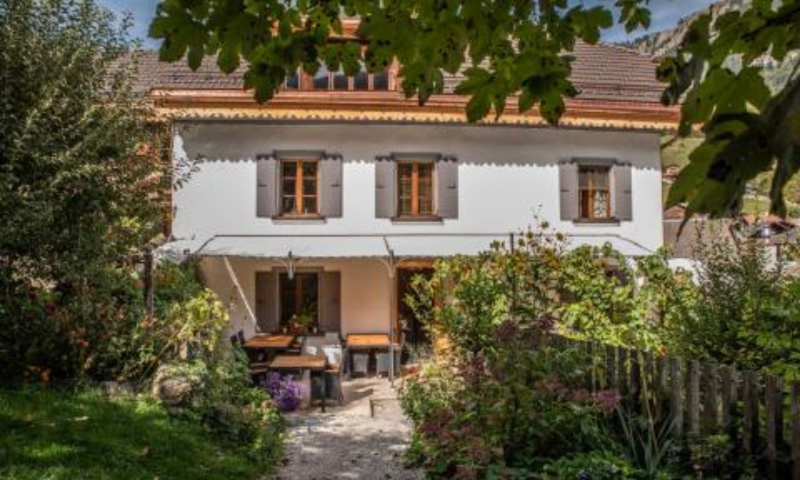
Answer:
(99, 0, 718, 49)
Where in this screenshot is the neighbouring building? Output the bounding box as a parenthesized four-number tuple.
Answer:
(146, 26, 678, 342)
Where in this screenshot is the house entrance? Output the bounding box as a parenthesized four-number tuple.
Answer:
(397, 265, 435, 348)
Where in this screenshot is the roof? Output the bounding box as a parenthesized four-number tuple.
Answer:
(131, 42, 678, 130)
(157, 233, 654, 262)
(132, 43, 664, 105)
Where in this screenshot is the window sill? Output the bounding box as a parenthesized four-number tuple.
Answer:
(272, 214, 327, 224)
(572, 218, 621, 226)
(391, 215, 444, 224)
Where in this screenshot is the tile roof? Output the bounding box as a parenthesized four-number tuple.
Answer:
(131, 42, 664, 105)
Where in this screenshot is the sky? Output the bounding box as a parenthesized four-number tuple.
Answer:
(99, 0, 719, 50)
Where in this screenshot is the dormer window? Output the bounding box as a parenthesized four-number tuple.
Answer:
(282, 62, 394, 91)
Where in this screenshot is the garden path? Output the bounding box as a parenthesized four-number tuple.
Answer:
(271, 377, 423, 480)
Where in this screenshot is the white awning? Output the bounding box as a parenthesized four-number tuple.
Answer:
(157, 233, 651, 261)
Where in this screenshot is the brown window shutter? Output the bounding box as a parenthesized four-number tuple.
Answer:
(436, 156, 459, 219)
(255, 271, 278, 333)
(375, 157, 396, 219)
(559, 162, 579, 221)
(320, 155, 343, 218)
(614, 163, 633, 221)
(256, 155, 278, 218)
(318, 271, 342, 334)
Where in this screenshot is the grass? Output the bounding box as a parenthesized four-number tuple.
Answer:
(0, 388, 273, 480)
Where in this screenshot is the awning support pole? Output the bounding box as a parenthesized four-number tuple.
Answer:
(380, 237, 398, 387)
(222, 256, 258, 330)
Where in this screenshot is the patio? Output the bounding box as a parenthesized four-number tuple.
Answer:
(273, 377, 422, 480)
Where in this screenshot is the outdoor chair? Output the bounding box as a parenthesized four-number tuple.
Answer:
(351, 352, 369, 376)
(308, 341, 346, 406)
(375, 350, 401, 377)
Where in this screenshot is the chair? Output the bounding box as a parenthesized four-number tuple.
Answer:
(306, 337, 346, 406)
(351, 352, 369, 376)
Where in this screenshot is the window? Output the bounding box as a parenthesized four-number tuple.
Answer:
(398, 162, 435, 217)
(279, 272, 319, 331)
(280, 61, 394, 91)
(280, 159, 319, 216)
(312, 65, 330, 90)
(579, 166, 611, 220)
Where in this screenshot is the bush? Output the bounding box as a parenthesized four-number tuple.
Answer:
(264, 373, 306, 412)
(540, 452, 641, 480)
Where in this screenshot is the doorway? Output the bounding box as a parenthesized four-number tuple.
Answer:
(396, 265, 435, 348)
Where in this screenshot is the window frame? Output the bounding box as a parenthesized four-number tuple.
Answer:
(577, 165, 612, 221)
(282, 62, 394, 92)
(279, 158, 321, 218)
(396, 160, 437, 219)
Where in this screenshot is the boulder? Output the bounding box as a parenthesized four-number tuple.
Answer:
(151, 362, 205, 407)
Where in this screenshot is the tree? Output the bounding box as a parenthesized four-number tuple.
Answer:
(660, 0, 800, 219)
(151, 0, 800, 219)
(0, 0, 167, 378)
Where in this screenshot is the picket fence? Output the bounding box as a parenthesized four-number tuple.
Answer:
(543, 334, 800, 479)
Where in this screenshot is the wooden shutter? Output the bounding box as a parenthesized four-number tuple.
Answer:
(559, 162, 579, 221)
(320, 155, 343, 218)
(318, 271, 341, 334)
(436, 156, 459, 219)
(614, 163, 633, 221)
(256, 155, 278, 218)
(375, 157, 396, 219)
(255, 271, 278, 333)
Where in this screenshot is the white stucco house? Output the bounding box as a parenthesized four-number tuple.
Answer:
(144, 39, 677, 343)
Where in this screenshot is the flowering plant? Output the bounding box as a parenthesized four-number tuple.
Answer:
(264, 373, 306, 412)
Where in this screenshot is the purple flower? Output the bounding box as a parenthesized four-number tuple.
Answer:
(264, 373, 306, 412)
(592, 389, 622, 413)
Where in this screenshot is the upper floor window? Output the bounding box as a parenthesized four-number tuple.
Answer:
(281, 159, 319, 216)
(283, 62, 393, 92)
(398, 162, 435, 217)
(578, 166, 610, 220)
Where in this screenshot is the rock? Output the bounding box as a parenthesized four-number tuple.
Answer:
(151, 362, 205, 407)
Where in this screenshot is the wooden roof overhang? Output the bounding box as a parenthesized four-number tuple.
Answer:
(150, 88, 680, 132)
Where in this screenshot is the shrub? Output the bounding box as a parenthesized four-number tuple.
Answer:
(540, 452, 641, 480)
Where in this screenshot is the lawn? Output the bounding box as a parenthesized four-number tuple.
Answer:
(0, 388, 272, 480)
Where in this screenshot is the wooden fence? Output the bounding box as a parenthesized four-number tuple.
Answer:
(545, 334, 800, 479)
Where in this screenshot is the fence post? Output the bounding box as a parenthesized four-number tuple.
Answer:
(766, 375, 784, 480)
(606, 345, 617, 389)
(703, 363, 718, 433)
(671, 357, 684, 437)
(618, 347, 628, 396)
(720, 366, 737, 428)
(688, 360, 700, 436)
(792, 381, 800, 480)
(630, 349, 641, 409)
(586, 341, 596, 392)
(743, 370, 759, 454)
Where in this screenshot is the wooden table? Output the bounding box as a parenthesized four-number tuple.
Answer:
(269, 354, 327, 371)
(243, 334, 295, 350)
(346, 333, 392, 350)
(269, 354, 330, 412)
(346, 334, 400, 377)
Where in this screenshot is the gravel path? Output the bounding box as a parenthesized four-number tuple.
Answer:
(273, 378, 424, 480)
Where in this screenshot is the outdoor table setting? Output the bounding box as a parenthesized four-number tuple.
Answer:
(268, 353, 331, 411)
(346, 334, 400, 377)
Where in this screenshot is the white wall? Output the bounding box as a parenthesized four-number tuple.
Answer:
(172, 122, 664, 254)
(198, 257, 389, 337)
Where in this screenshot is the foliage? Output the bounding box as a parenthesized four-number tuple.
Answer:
(150, 0, 650, 122)
(616, 409, 679, 480)
(687, 434, 757, 480)
(0, 387, 279, 480)
(660, 0, 800, 218)
(667, 233, 800, 379)
(540, 451, 641, 480)
(264, 372, 305, 412)
(0, 0, 167, 381)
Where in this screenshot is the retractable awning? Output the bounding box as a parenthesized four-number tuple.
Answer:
(157, 232, 652, 261)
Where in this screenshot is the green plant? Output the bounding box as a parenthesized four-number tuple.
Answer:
(617, 409, 679, 480)
(687, 434, 757, 480)
(540, 451, 641, 480)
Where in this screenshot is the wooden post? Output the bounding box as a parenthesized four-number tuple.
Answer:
(618, 347, 628, 396)
(644, 351, 655, 410)
(703, 363, 718, 433)
(743, 370, 759, 454)
(586, 341, 596, 392)
(792, 381, 800, 480)
(688, 360, 700, 436)
(658, 355, 669, 398)
(671, 357, 684, 437)
(720, 366, 737, 427)
(766, 375, 784, 480)
(630, 349, 642, 410)
(606, 345, 617, 388)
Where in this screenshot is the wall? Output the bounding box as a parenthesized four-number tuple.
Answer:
(198, 256, 389, 337)
(172, 122, 664, 255)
